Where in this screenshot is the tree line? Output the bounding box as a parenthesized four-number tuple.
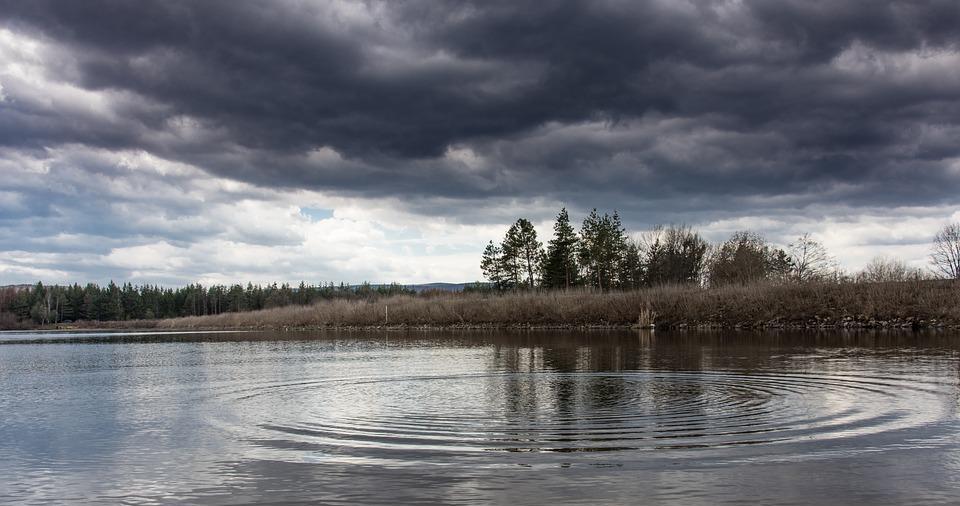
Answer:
(4, 212, 959, 327)
(480, 208, 955, 292)
(0, 281, 415, 326)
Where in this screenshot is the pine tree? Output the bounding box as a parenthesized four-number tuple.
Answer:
(643, 225, 708, 286)
(609, 211, 629, 287)
(578, 209, 602, 289)
(543, 208, 580, 289)
(480, 240, 506, 291)
(768, 249, 795, 283)
(620, 241, 643, 289)
(578, 209, 628, 290)
(121, 282, 140, 320)
(502, 219, 543, 289)
(707, 231, 772, 286)
(297, 281, 308, 305)
(228, 284, 247, 312)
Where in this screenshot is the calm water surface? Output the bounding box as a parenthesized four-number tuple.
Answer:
(1, 330, 959, 505)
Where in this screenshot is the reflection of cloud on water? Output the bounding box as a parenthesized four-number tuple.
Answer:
(4, 332, 960, 504)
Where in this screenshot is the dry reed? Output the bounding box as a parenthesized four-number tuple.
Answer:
(100, 279, 960, 330)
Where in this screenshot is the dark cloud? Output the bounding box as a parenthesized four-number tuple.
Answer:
(2, 0, 960, 223)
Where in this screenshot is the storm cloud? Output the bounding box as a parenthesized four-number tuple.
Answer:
(1, 0, 960, 283)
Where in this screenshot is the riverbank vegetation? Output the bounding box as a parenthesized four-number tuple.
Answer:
(67, 279, 960, 330)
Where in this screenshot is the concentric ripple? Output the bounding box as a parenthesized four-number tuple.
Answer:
(209, 370, 952, 464)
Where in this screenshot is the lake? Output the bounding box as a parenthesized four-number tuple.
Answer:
(1, 330, 959, 505)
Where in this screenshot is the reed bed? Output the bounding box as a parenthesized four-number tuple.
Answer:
(113, 279, 960, 330)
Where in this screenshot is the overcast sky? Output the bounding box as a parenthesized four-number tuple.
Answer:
(2, 0, 960, 285)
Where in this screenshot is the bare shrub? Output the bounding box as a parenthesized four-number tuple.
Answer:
(857, 255, 923, 283)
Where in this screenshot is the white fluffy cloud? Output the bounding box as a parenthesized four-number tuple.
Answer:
(0, 139, 957, 285)
(0, 145, 501, 285)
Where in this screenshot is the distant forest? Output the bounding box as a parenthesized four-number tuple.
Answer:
(0, 282, 414, 326)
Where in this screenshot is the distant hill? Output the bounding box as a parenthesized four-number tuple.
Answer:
(407, 283, 474, 293)
(0, 284, 32, 292)
(3, 282, 481, 293)
(358, 282, 479, 293)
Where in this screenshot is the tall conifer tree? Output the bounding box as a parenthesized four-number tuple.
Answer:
(502, 218, 543, 290)
(543, 208, 580, 289)
(578, 209, 628, 290)
(480, 240, 506, 290)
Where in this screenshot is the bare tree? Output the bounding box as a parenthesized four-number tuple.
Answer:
(930, 223, 960, 280)
(858, 255, 921, 283)
(788, 233, 832, 282)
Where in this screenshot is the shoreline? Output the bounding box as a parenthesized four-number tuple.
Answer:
(35, 318, 960, 333)
(8, 280, 960, 333)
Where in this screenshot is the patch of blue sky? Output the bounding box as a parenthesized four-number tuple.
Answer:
(299, 207, 334, 221)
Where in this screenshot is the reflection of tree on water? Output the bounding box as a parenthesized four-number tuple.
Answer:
(492, 346, 544, 420)
(476, 330, 960, 451)
(482, 334, 695, 447)
(489, 337, 638, 420)
(481, 331, 799, 449)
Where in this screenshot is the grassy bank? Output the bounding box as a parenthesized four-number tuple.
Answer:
(65, 280, 960, 331)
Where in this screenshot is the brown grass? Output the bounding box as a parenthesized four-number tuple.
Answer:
(93, 279, 960, 330)
(0, 311, 29, 330)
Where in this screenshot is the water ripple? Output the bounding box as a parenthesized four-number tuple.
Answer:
(206, 370, 953, 464)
